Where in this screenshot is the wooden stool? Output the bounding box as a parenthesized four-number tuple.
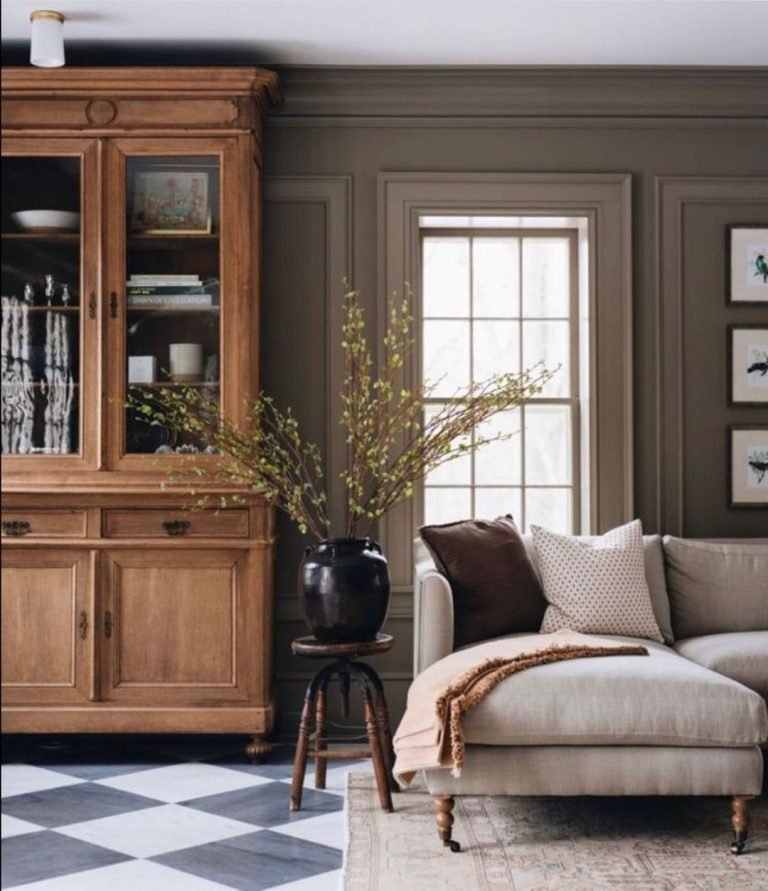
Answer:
(290, 633, 397, 813)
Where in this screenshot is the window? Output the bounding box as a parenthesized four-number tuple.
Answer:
(420, 219, 587, 533)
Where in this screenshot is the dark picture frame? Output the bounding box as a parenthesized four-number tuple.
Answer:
(728, 424, 768, 509)
(726, 224, 768, 306)
(728, 324, 768, 407)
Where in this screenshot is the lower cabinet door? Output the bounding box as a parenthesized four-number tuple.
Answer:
(101, 549, 252, 704)
(1, 549, 95, 704)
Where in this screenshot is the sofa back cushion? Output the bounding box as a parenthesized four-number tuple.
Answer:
(522, 533, 674, 644)
(419, 516, 547, 648)
(663, 537, 768, 637)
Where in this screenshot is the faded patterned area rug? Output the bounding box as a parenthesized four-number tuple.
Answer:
(343, 774, 767, 890)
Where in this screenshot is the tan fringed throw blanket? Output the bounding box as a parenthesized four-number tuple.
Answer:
(393, 630, 648, 787)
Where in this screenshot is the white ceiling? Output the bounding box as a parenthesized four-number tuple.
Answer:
(2, 0, 768, 66)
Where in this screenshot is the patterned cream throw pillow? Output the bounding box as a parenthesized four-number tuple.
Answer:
(533, 519, 664, 642)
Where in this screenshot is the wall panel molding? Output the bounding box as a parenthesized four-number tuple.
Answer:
(655, 176, 768, 535)
(379, 172, 634, 587)
(263, 176, 353, 534)
(272, 66, 768, 120)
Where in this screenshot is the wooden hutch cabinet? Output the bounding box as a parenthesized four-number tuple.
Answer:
(1, 68, 281, 757)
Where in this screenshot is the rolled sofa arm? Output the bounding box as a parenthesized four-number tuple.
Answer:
(413, 551, 454, 675)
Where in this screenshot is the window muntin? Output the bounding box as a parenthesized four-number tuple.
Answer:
(420, 228, 581, 534)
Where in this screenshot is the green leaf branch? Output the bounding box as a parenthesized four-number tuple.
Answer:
(128, 284, 555, 540)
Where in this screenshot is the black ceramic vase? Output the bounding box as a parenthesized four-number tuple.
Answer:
(299, 538, 391, 643)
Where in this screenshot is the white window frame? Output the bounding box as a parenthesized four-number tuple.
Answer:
(419, 225, 582, 534)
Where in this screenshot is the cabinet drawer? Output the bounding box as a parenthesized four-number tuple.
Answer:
(103, 509, 249, 539)
(1, 510, 88, 539)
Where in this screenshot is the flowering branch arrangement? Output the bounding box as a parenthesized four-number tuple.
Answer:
(130, 285, 554, 540)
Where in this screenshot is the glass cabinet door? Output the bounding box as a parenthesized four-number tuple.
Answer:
(105, 139, 245, 470)
(1, 141, 99, 469)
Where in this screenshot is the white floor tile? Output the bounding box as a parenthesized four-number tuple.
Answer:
(1, 765, 83, 799)
(57, 804, 258, 858)
(270, 869, 342, 891)
(269, 809, 345, 850)
(1, 813, 44, 838)
(95, 762, 272, 803)
(11, 859, 237, 890)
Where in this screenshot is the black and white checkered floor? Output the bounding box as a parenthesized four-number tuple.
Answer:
(1, 735, 367, 890)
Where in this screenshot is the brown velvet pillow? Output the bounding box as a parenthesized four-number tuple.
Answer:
(419, 515, 546, 649)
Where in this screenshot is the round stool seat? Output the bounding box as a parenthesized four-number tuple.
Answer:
(291, 633, 393, 659)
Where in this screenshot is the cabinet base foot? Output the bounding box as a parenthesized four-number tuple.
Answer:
(245, 735, 271, 762)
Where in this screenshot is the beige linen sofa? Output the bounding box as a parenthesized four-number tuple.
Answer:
(413, 535, 768, 854)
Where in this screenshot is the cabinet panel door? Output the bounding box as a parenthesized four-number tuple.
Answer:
(102, 136, 253, 472)
(101, 549, 251, 703)
(1, 138, 101, 475)
(1, 549, 95, 704)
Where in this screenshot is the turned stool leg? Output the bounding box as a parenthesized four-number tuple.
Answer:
(433, 795, 461, 852)
(730, 795, 752, 855)
(352, 667, 393, 813)
(290, 666, 332, 811)
(314, 671, 331, 790)
(355, 661, 398, 792)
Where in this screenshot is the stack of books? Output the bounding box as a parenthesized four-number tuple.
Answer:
(126, 275, 216, 308)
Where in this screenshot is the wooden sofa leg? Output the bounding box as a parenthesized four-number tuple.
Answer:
(433, 795, 461, 852)
(730, 795, 752, 855)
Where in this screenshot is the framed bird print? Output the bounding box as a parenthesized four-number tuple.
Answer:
(728, 425, 768, 508)
(729, 325, 768, 406)
(726, 224, 768, 305)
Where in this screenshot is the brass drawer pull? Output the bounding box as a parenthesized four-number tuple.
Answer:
(104, 610, 113, 638)
(162, 520, 191, 536)
(2, 520, 31, 537)
(79, 611, 88, 640)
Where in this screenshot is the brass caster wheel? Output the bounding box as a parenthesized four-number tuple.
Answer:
(730, 839, 746, 855)
(444, 839, 461, 853)
(244, 736, 271, 763)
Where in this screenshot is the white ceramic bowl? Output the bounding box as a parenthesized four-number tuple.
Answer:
(11, 210, 80, 232)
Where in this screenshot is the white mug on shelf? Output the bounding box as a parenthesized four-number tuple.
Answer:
(169, 343, 204, 382)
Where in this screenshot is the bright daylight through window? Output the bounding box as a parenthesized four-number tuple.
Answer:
(420, 216, 589, 533)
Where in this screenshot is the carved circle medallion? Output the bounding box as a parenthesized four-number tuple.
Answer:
(85, 99, 118, 126)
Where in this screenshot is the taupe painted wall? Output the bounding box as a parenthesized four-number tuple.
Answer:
(260, 68, 768, 730)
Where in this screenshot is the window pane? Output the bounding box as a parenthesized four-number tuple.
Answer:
(525, 487, 571, 534)
(473, 321, 520, 382)
(525, 404, 572, 485)
(424, 404, 471, 485)
(423, 237, 470, 317)
(475, 488, 522, 523)
(523, 320, 570, 398)
(424, 487, 472, 525)
(522, 237, 570, 318)
(2, 156, 82, 455)
(423, 320, 470, 396)
(475, 409, 522, 485)
(472, 237, 520, 318)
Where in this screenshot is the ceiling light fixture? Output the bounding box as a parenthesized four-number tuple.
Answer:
(30, 10, 66, 68)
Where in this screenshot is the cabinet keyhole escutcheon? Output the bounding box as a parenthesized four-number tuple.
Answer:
(104, 611, 113, 638)
(78, 611, 88, 640)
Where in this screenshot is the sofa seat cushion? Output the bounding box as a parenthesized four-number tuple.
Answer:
(459, 634, 768, 747)
(674, 632, 768, 699)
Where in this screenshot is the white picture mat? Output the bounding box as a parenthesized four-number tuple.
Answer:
(730, 227, 768, 303)
(731, 328, 768, 403)
(731, 427, 768, 504)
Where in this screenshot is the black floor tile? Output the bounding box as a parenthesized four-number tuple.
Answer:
(0, 831, 129, 888)
(2, 782, 161, 829)
(183, 780, 343, 828)
(153, 829, 341, 891)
